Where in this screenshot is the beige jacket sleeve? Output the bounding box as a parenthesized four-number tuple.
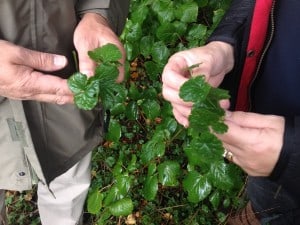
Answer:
(76, 0, 130, 35)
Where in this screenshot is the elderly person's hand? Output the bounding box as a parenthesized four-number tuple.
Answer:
(162, 41, 234, 127)
(0, 40, 73, 104)
(217, 111, 285, 176)
(73, 13, 126, 82)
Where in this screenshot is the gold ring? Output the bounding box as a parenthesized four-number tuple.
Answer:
(223, 149, 234, 162)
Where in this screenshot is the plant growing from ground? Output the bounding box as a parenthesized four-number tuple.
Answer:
(71, 0, 245, 224)
(74, 0, 245, 224)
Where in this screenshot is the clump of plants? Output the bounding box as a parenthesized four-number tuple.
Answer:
(67, 1, 245, 224)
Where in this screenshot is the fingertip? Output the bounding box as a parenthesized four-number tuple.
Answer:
(54, 55, 67, 67)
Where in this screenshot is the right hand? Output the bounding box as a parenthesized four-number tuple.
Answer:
(162, 41, 234, 126)
(0, 40, 73, 104)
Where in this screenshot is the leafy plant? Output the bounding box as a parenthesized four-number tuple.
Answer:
(68, 43, 126, 110)
(79, 1, 246, 225)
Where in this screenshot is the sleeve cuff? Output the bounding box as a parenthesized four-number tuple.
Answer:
(269, 117, 294, 181)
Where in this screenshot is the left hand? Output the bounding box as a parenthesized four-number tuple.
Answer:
(216, 111, 285, 177)
(73, 13, 125, 82)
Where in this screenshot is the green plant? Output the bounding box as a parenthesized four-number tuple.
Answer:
(76, 0, 246, 224)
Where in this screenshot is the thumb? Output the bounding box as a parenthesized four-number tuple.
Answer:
(18, 47, 67, 71)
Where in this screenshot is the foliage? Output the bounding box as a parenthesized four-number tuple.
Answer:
(80, 0, 245, 224)
(7, 1, 246, 225)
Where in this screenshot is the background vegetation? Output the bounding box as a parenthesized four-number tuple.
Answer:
(7, 0, 248, 224)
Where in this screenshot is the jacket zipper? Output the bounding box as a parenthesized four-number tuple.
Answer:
(248, 0, 276, 111)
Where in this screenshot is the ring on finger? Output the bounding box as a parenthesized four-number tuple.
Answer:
(223, 149, 234, 162)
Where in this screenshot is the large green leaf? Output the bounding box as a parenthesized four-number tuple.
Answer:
(88, 43, 122, 64)
(141, 99, 161, 120)
(105, 119, 122, 142)
(87, 189, 103, 215)
(109, 198, 133, 216)
(67, 72, 100, 110)
(175, 2, 198, 23)
(157, 161, 180, 187)
(142, 174, 158, 201)
(183, 171, 212, 203)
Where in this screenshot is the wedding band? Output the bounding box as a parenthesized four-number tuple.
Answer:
(223, 149, 233, 162)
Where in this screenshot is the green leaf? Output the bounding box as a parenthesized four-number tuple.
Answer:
(88, 43, 122, 64)
(68, 72, 100, 110)
(87, 189, 103, 215)
(151, 41, 170, 64)
(152, 1, 175, 23)
(140, 139, 166, 164)
(187, 24, 208, 43)
(184, 132, 223, 168)
(183, 171, 212, 203)
(156, 23, 178, 44)
(208, 161, 235, 190)
(141, 99, 161, 120)
(109, 198, 133, 216)
(176, 2, 199, 23)
(115, 174, 132, 198)
(158, 161, 180, 187)
(144, 61, 163, 81)
(142, 175, 158, 201)
(125, 101, 139, 120)
(209, 191, 221, 210)
(179, 76, 211, 103)
(140, 36, 154, 57)
(105, 119, 122, 142)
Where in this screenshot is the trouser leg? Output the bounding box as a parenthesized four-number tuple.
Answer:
(37, 152, 92, 225)
(0, 190, 7, 225)
(247, 176, 299, 224)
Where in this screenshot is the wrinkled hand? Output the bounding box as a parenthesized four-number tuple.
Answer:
(74, 13, 125, 82)
(0, 40, 73, 104)
(216, 111, 285, 177)
(162, 41, 234, 127)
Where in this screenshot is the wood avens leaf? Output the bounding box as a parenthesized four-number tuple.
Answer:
(68, 43, 126, 110)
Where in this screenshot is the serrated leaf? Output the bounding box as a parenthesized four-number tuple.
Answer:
(88, 43, 122, 64)
(68, 72, 100, 110)
(183, 171, 212, 203)
(179, 76, 211, 102)
(109, 198, 133, 216)
(158, 161, 180, 187)
(87, 189, 103, 215)
(184, 132, 224, 167)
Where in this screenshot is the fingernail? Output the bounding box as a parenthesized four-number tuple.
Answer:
(54, 56, 67, 67)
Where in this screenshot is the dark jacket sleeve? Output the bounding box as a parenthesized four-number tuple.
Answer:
(209, 0, 300, 204)
(76, 0, 130, 35)
(269, 117, 300, 204)
(207, 0, 255, 108)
